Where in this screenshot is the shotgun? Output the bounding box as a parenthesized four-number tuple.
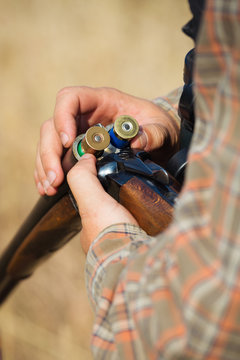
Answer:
(0, 119, 184, 305)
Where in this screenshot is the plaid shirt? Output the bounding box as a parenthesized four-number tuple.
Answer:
(85, 0, 240, 358)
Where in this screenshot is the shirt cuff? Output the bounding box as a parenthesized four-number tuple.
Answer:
(85, 223, 153, 309)
(153, 87, 183, 128)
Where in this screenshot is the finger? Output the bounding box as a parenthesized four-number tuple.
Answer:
(67, 154, 105, 217)
(53, 86, 101, 148)
(36, 143, 46, 183)
(39, 118, 64, 189)
(34, 168, 45, 196)
(36, 143, 57, 196)
(131, 123, 169, 152)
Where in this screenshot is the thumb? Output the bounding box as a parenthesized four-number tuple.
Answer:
(131, 123, 170, 152)
(67, 154, 105, 216)
(67, 154, 138, 252)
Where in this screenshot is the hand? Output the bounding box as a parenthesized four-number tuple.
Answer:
(67, 153, 138, 253)
(35, 86, 179, 196)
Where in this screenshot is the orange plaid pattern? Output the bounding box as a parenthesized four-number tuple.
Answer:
(86, 1, 240, 358)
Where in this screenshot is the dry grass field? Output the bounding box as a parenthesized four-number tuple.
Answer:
(0, 1, 192, 359)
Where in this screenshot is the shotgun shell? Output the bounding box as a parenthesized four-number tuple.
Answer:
(109, 115, 139, 148)
(72, 126, 110, 160)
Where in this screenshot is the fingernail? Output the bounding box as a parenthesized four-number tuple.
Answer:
(47, 170, 56, 185)
(81, 153, 93, 160)
(37, 182, 44, 194)
(43, 179, 50, 193)
(132, 130, 147, 149)
(60, 132, 69, 146)
(139, 131, 147, 148)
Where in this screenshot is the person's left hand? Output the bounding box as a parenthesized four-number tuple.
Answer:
(67, 153, 138, 254)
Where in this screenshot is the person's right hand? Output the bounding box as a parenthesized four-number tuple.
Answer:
(35, 86, 179, 196)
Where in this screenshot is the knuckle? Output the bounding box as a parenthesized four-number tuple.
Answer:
(57, 85, 93, 99)
(67, 163, 84, 182)
(66, 169, 72, 183)
(38, 141, 52, 162)
(57, 86, 74, 98)
(40, 122, 47, 136)
(40, 118, 52, 136)
(100, 86, 119, 97)
(39, 148, 51, 164)
(34, 170, 39, 182)
(35, 165, 45, 182)
(67, 167, 76, 184)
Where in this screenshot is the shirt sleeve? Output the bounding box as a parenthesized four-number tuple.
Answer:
(152, 87, 183, 130)
(85, 1, 240, 359)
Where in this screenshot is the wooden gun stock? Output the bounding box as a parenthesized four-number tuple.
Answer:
(119, 177, 174, 235)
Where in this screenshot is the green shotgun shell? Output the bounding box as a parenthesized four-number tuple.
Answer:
(113, 115, 139, 140)
(72, 126, 110, 160)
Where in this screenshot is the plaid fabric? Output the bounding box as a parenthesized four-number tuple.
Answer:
(153, 86, 183, 128)
(85, 1, 240, 358)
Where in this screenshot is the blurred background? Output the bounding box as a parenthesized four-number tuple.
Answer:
(0, 1, 192, 359)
